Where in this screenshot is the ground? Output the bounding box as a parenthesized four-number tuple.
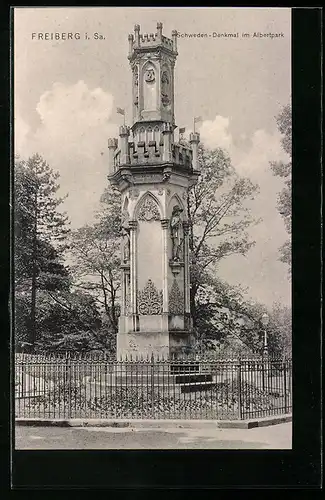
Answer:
(15, 422, 292, 449)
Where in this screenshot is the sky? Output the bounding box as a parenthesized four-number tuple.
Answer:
(14, 7, 291, 308)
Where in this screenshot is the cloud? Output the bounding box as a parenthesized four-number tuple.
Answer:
(197, 113, 289, 179)
(196, 114, 291, 306)
(14, 102, 31, 155)
(199, 115, 233, 151)
(233, 128, 289, 179)
(15, 81, 119, 228)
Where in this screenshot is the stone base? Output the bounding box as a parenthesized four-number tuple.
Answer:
(117, 314, 194, 359)
(117, 330, 194, 359)
(117, 330, 170, 359)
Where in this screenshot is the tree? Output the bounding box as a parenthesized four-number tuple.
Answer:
(34, 289, 104, 352)
(187, 144, 260, 330)
(69, 224, 121, 335)
(267, 302, 292, 357)
(270, 102, 292, 268)
(14, 154, 70, 351)
(68, 184, 121, 338)
(192, 274, 291, 357)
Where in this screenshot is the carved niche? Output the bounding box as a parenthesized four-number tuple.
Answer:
(121, 200, 130, 263)
(169, 279, 184, 315)
(137, 195, 160, 222)
(170, 205, 184, 261)
(137, 279, 163, 315)
(133, 65, 139, 86)
(133, 66, 139, 106)
(161, 70, 171, 107)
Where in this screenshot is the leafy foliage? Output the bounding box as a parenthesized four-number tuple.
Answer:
(34, 290, 105, 352)
(14, 154, 71, 351)
(68, 183, 121, 335)
(192, 274, 291, 357)
(188, 145, 260, 329)
(270, 102, 292, 268)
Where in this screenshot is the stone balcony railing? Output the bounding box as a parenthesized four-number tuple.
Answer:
(113, 142, 193, 171)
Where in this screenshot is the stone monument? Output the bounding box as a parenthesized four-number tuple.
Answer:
(107, 23, 200, 358)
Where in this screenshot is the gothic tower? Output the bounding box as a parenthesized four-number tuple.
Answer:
(107, 23, 200, 358)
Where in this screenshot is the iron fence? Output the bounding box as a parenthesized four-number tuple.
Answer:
(15, 353, 292, 420)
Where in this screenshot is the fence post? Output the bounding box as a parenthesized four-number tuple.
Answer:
(237, 360, 242, 420)
(262, 353, 265, 391)
(65, 353, 71, 419)
(283, 360, 287, 413)
(21, 360, 25, 398)
(151, 353, 155, 418)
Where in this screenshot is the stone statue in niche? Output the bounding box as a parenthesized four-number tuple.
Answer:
(134, 66, 139, 86)
(174, 237, 184, 261)
(170, 205, 184, 261)
(161, 70, 170, 107)
(122, 228, 130, 263)
(133, 66, 139, 106)
(121, 205, 129, 229)
(145, 68, 155, 83)
(121, 205, 130, 263)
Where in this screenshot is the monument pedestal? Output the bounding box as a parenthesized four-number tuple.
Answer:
(107, 22, 200, 360)
(117, 314, 194, 359)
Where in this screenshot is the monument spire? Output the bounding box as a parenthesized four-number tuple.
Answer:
(107, 22, 200, 359)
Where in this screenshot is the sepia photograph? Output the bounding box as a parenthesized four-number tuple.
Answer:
(13, 7, 293, 452)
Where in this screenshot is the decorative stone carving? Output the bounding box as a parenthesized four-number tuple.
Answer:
(166, 188, 171, 196)
(128, 339, 137, 350)
(121, 203, 130, 263)
(161, 93, 170, 107)
(145, 68, 155, 83)
(137, 279, 163, 315)
(158, 187, 164, 195)
(163, 172, 171, 182)
(121, 173, 133, 185)
(174, 238, 184, 261)
(138, 195, 160, 221)
(161, 71, 170, 85)
(161, 70, 171, 106)
(170, 205, 184, 260)
(129, 188, 140, 199)
(169, 279, 184, 315)
(134, 66, 138, 86)
(121, 228, 130, 263)
(182, 191, 187, 200)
